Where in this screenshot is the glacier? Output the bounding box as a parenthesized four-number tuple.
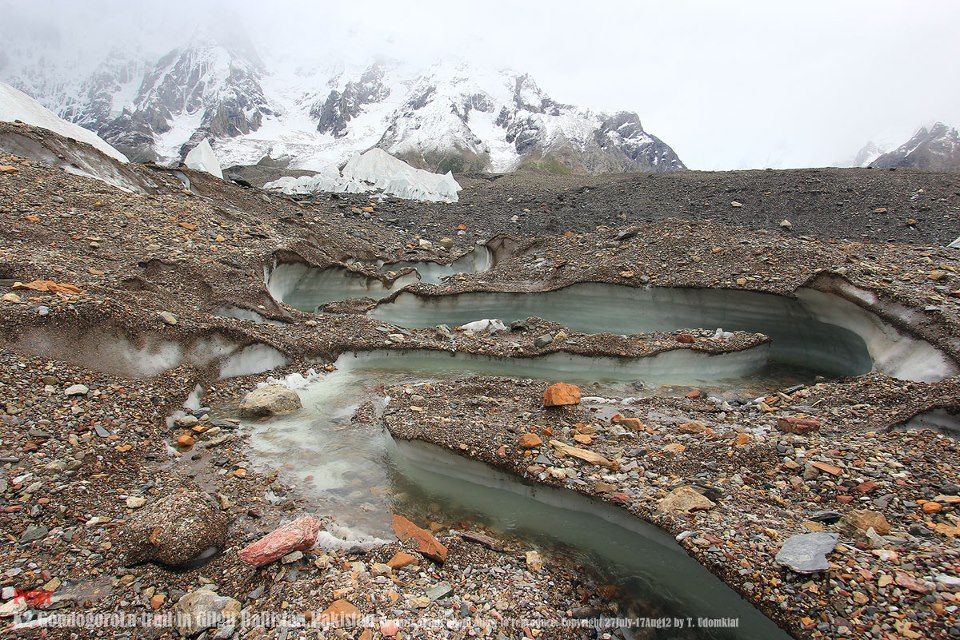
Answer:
(0, 81, 128, 163)
(184, 138, 224, 179)
(264, 148, 462, 203)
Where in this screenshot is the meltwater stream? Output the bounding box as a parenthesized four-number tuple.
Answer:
(246, 352, 798, 639)
(251, 269, 957, 638)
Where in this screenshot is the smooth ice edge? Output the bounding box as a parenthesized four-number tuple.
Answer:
(337, 346, 771, 387)
(184, 139, 224, 179)
(898, 408, 960, 435)
(388, 438, 791, 639)
(264, 148, 462, 203)
(218, 344, 289, 379)
(265, 247, 493, 311)
(0, 81, 128, 162)
(368, 283, 956, 382)
(799, 283, 959, 382)
(12, 326, 287, 380)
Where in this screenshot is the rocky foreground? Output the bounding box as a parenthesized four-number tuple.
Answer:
(1, 122, 960, 639)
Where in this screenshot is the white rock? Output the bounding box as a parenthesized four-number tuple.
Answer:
(64, 384, 89, 396)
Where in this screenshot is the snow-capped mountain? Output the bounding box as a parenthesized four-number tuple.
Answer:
(870, 122, 960, 171)
(850, 141, 891, 168)
(0, 33, 685, 174)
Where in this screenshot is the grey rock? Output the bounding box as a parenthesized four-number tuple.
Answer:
(534, 334, 554, 348)
(20, 525, 48, 543)
(64, 384, 89, 396)
(158, 311, 178, 325)
(775, 532, 839, 573)
(426, 582, 453, 601)
(239, 385, 302, 418)
(173, 589, 241, 637)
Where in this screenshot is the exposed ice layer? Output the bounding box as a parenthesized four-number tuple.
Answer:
(796, 287, 956, 382)
(266, 247, 493, 311)
(218, 344, 289, 378)
(0, 128, 153, 194)
(342, 148, 461, 202)
(338, 347, 770, 387)
(376, 246, 494, 284)
(897, 408, 960, 436)
(267, 263, 419, 311)
(0, 81, 128, 162)
(389, 439, 790, 639)
(184, 138, 223, 179)
(369, 283, 955, 381)
(264, 148, 462, 203)
(10, 327, 286, 380)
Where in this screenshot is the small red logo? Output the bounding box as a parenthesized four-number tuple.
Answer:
(14, 588, 52, 605)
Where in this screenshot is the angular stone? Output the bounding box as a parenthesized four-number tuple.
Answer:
(526, 550, 544, 572)
(386, 551, 418, 570)
(842, 509, 891, 535)
(518, 433, 542, 449)
(549, 440, 613, 467)
(657, 486, 716, 513)
(777, 416, 821, 434)
(812, 461, 843, 476)
(319, 599, 360, 626)
(775, 532, 839, 573)
(679, 420, 708, 434)
(426, 582, 453, 600)
(174, 590, 240, 637)
(238, 516, 323, 567)
(117, 490, 227, 567)
(239, 385, 302, 418)
(391, 514, 447, 563)
(543, 383, 581, 407)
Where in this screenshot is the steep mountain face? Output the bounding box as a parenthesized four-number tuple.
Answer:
(870, 123, 960, 171)
(0, 34, 685, 174)
(370, 66, 684, 174)
(851, 141, 890, 168)
(311, 64, 391, 137)
(96, 40, 273, 162)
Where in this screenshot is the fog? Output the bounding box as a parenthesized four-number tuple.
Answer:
(1, 0, 958, 169)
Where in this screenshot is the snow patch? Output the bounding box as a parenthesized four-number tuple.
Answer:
(0, 81, 128, 162)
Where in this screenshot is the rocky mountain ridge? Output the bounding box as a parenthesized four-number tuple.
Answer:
(1, 36, 685, 174)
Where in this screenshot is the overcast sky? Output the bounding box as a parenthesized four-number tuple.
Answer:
(3, 0, 959, 169)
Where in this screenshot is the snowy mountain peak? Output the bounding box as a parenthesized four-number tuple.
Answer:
(870, 122, 960, 171)
(1, 38, 685, 175)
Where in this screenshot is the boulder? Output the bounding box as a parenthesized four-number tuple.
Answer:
(543, 383, 581, 407)
(657, 486, 716, 513)
(174, 589, 240, 637)
(118, 490, 227, 567)
(238, 516, 323, 567)
(239, 385, 302, 418)
(391, 514, 447, 563)
(775, 532, 839, 573)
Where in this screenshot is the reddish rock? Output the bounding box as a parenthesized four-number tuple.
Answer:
(238, 516, 322, 567)
(318, 599, 360, 625)
(812, 461, 843, 476)
(855, 481, 879, 493)
(543, 383, 581, 407)
(674, 333, 695, 344)
(777, 416, 821, 435)
(386, 551, 418, 570)
(518, 433, 543, 449)
(615, 417, 644, 431)
(391, 514, 448, 563)
(685, 389, 702, 399)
